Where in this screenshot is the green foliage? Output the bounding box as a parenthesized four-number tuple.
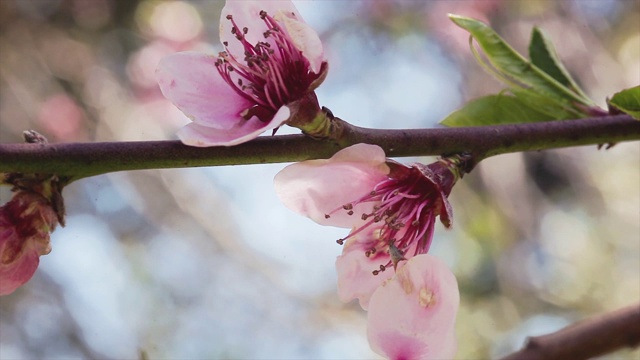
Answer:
(608, 86, 640, 119)
(528, 27, 591, 101)
(440, 94, 549, 126)
(510, 88, 583, 120)
(443, 15, 599, 127)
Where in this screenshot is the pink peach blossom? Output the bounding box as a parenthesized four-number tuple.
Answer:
(156, 0, 328, 146)
(335, 226, 420, 310)
(275, 143, 391, 228)
(0, 191, 57, 295)
(367, 254, 459, 360)
(275, 144, 461, 307)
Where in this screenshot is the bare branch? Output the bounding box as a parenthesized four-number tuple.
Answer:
(501, 303, 640, 360)
(0, 114, 638, 181)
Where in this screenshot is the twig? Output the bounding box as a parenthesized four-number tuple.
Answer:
(0, 115, 638, 181)
(501, 303, 640, 360)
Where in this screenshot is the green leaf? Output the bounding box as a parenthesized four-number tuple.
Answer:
(608, 86, 640, 119)
(448, 14, 592, 107)
(441, 94, 551, 127)
(511, 88, 584, 120)
(528, 27, 591, 102)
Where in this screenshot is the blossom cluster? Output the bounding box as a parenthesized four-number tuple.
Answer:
(1, 1, 462, 359)
(156, 1, 462, 358)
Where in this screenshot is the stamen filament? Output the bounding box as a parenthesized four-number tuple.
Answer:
(215, 9, 322, 123)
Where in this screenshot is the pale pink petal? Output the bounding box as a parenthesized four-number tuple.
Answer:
(369, 327, 456, 360)
(336, 227, 420, 310)
(274, 144, 390, 228)
(178, 105, 290, 147)
(277, 13, 324, 73)
(220, 0, 302, 59)
(220, 1, 324, 73)
(156, 52, 251, 130)
(367, 255, 460, 360)
(330, 143, 388, 166)
(335, 231, 393, 310)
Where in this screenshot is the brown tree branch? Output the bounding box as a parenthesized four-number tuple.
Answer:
(0, 114, 638, 181)
(501, 303, 640, 360)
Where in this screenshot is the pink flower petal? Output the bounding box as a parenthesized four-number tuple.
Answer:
(336, 231, 394, 310)
(220, 0, 303, 60)
(276, 13, 325, 73)
(156, 51, 252, 130)
(336, 227, 421, 310)
(367, 255, 460, 360)
(274, 144, 390, 228)
(178, 105, 290, 147)
(330, 143, 388, 166)
(370, 327, 456, 360)
(220, 1, 324, 74)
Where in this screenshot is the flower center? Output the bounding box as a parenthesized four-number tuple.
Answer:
(216, 11, 313, 122)
(326, 166, 441, 275)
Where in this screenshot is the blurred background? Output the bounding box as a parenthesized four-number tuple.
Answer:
(1, 0, 638, 359)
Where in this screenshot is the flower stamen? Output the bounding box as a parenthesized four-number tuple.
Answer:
(215, 10, 318, 123)
(327, 164, 455, 275)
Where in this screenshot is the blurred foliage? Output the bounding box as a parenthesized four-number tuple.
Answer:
(1, 0, 639, 359)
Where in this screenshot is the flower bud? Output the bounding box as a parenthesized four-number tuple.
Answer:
(0, 191, 58, 295)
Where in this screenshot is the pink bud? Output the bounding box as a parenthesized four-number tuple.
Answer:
(0, 192, 57, 295)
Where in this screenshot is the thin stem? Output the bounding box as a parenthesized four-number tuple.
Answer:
(0, 114, 638, 181)
(500, 303, 640, 360)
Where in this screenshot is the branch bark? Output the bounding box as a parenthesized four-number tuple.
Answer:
(0, 114, 638, 181)
(501, 303, 640, 360)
